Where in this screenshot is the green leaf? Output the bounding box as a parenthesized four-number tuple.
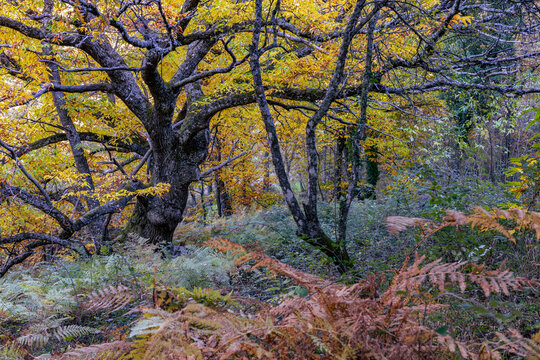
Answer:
(435, 326, 448, 336)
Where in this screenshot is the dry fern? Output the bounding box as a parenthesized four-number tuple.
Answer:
(385, 255, 523, 298)
(60, 341, 133, 360)
(203, 237, 246, 256)
(495, 329, 540, 359)
(385, 216, 431, 234)
(469, 207, 540, 242)
(204, 237, 538, 359)
(85, 284, 134, 312)
(56, 237, 538, 360)
(468, 207, 519, 243)
(205, 237, 330, 293)
(127, 303, 274, 360)
(387, 207, 540, 244)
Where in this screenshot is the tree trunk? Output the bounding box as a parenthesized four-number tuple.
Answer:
(215, 175, 222, 218)
(365, 143, 379, 199)
(126, 127, 209, 245)
(214, 135, 234, 217)
(215, 177, 233, 217)
(248, 0, 362, 273)
(44, 45, 104, 252)
(334, 137, 346, 202)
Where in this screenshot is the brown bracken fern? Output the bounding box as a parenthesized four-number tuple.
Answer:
(61, 341, 134, 360)
(468, 207, 540, 243)
(387, 207, 540, 244)
(85, 284, 135, 312)
(58, 236, 537, 359)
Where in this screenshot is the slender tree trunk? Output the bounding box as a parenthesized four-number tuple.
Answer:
(488, 124, 496, 182)
(200, 182, 206, 222)
(365, 143, 379, 199)
(44, 44, 104, 251)
(215, 175, 223, 218)
(334, 137, 345, 202)
(336, 13, 378, 246)
(217, 178, 233, 217)
(263, 151, 271, 191)
(214, 135, 233, 217)
(248, 0, 382, 273)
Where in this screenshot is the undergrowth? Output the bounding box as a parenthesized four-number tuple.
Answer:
(0, 180, 538, 359)
(5, 235, 536, 360)
(0, 238, 235, 358)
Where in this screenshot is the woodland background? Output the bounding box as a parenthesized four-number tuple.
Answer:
(0, 0, 539, 359)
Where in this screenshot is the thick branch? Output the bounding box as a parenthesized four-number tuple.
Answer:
(0, 241, 47, 278)
(0, 184, 74, 232)
(0, 233, 89, 256)
(14, 132, 148, 158)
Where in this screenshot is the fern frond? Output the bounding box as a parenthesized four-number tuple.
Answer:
(495, 329, 540, 358)
(435, 334, 479, 359)
(60, 341, 133, 360)
(129, 314, 167, 338)
(494, 208, 540, 241)
(120, 238, 537, 359)
(53, 325, 100, 342)
(203, 236, 246, 255)
(386, 255, 523, 299)
(128, 302, 274, 360)
(385, 216, 431, 234)
(17, 324, 99, 349)
(386, 207, 540, 243)
(17, 333, 50, 348)
(85, 284, 134, 312)
(206, 237, 330, 293)
(469, 207, 518, 243)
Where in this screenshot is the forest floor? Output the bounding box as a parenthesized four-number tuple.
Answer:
(0, 179, 538, 359)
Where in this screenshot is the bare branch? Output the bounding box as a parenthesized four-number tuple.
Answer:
(0, 233, 89, 255)
(130, 147, 152, 178)
(13, 132, 148, 158)
(172, 39, 247, 91)
(200, 151, 247, 178)
(0, 139, 52, 205)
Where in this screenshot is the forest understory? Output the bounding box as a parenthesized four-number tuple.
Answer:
(1, 180, 539, 359)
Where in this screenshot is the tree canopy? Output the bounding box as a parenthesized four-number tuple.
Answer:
(0, 0, 539, 272)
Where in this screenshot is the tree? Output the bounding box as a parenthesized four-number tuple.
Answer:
(0, 0, 539, 275)
(248, 0, 540, 271)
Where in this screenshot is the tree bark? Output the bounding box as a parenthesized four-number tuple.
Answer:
(214, 134, 234, 217)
